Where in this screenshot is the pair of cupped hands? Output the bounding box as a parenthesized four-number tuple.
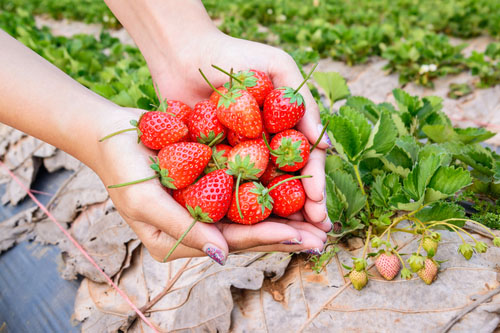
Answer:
(97, 34, 331, 264)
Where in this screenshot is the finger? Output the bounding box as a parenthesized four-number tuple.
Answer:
(135, 184, 230, 265)
(267, 56, 330, 149)
(247, 229, 325, 254)
(301, 147, 326, 202)
(286, 221, 328, 243)
(287, 211, 305, 221)
(127, 220, 206, 262)
(218, 219, 303, 250)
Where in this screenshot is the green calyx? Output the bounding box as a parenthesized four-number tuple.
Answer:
(458, 243, 474, 260)
(205, 146, 228, 174)
(400, 268, 412, 280)
(282, 86, 305, 106)
(197, 131, 224, 146)
(262, 132, 303, 168)
(352, 257, 367, 271)
(494, 237, 500, 247)
(149, 156, 176, 189)
(226, 154, 260, 180)
(223, 70, 258, 89)
(187, 205, 214, 224)
(249, 182, 274, 216)
(474, 241, 488, 254)
(371, 236, 382, 248)
(408, 253, 425, 272)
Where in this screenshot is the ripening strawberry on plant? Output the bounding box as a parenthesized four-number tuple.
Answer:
(262, 63, 317, 133)
(375, 251, 401, 281)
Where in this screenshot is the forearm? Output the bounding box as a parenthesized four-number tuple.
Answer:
(0, 29, 118, 171)
(104, 0, 221, 71)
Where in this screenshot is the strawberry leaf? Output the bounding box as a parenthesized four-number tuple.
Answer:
(312, 71, 350, 107)
(403, 153, 442, 201)
(339, 106, 371, 149)
(326, 169, 366, 219)
(364, 111, 397, 158)
(327, 115, 362, 163)
(425, 166, 471, 203)
(416, 202, 466, 227)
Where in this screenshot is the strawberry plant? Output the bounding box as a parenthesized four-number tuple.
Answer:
(316, 72, 500, 289)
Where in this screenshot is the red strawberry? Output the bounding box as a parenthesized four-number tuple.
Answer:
(268, 129, 310, 172)
(228, 140, 269, 178)
(227, 182, 272, 224)
(163, 169, 233, 263)
(226, 69, 273, 106)
(156, 143, 212, 189)
(204, 144, 231, 174)
(375, 252, 401, 281)
(200, 69, 263, 138)
(259, 161, 286, 186)
(262, 64, 317, 133)
(209, 86, 228, 106)
(268, 175, 306, 217)
(108, 142, 211, 190)
(164, 100, 193, 124)
(187, 100, 227, 144)
(183, 169, 233, 222)
(417, 258, 439, 285)
(227, 129, 271, 147)
(173, 186, 189, 207)
(137, 112, 189, 150)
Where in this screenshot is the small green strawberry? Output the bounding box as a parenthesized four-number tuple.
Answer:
(458, 243, 474, 260)
(408, 253, 425, 272)
(417, 258, 439, 285)
(475, 241, 488, 253)
(422, 237, 439, 257)
(349, 270, 368, 290)
(494, 237, 500, 247)
(371, 236, 382, 248)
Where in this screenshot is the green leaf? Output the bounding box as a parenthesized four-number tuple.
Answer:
(325, 176, 344, 222)
(454, 127, 496, 144)
(326, 170, 366, 219)
(395, 136, 420, 162)
(403, 154, 442, 201)
(327, 115, 362, 162)
(312, 71, 350, 106)
(371, 173, 402, 209)
(425, 166, 471, 203)
(364, 111, 397, 158)
(339, 106, 371, 149)
(393, 88, 421, 116)
(422, 124, 458, 143)
(381, 146, 413, 177)
(345, 96, 378, 123)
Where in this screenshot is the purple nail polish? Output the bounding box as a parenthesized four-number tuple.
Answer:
(281, 238, 303, 245)
(318, 124, 332, 147)
(303, 248, 323, 256)
(203, 245, 226, 265)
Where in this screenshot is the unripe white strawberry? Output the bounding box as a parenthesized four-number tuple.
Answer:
(417, 258, 439, 285)
(349, 270, 368, 290)
(375, 252, 401, 280)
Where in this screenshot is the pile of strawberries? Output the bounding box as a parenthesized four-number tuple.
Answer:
(102, 65, 322, 261)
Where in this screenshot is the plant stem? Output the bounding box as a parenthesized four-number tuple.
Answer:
(310, 118, 330, 152)
(235, 173, 243, 220)
(262, 132, 277, 155)
(108, 174, 159, 188)
(460, 218, 497, 238)
(294, 63, 318, 94)
(211, 64, 242, 84)
(429, 222, 478, 243)
(391, 228, 418, 234)
(162, 219, 197, 262)
(99, 128, 136, 142)
(416, 235, 425, 255)
(362, 225, 372, 259)
(393, 249, 407, 269)
(353, 164, 371, 215)
(268, 174, 312, 191)
(199, 68, 224, 97)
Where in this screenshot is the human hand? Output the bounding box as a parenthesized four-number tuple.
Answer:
(96, 108, 328, 263)
(147, 33, 332, 232)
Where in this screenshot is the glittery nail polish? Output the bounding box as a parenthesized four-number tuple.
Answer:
(302, 248, 323, 256)
(203, 244, 226, 265)
(281, 238, 303, 245)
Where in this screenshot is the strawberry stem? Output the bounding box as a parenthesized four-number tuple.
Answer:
(207, 132, 224, 147)
(267, 174, 312, 191)
(199, 68, 224, 98)
(211, 65, 243, 85)
(99, 128, 136, 142)
(229, 68, 234, 89)
(108, 174, 159, 188)
(310, 118, 330, 152)
(262, 132, 280, 155)
(162, 219, 197, 262)
(361, 225, 372, 259)
(293, 63, 318, 95)
(235, 172, 244, 220)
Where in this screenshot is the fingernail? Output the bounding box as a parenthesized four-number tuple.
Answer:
(203, 244, 226, 266)
(302, 248, 323, 256)
(317, 124, 332, 147)
(323, 214, 333, 232)
(281, 238, 303, 245)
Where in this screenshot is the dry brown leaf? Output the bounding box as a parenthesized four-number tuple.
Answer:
(0, 206, 37, 253)
(74, 249, 292, 332)
(1, 157, 40, 205)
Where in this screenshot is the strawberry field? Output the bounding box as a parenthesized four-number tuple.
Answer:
(0, 1, 500, 332)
